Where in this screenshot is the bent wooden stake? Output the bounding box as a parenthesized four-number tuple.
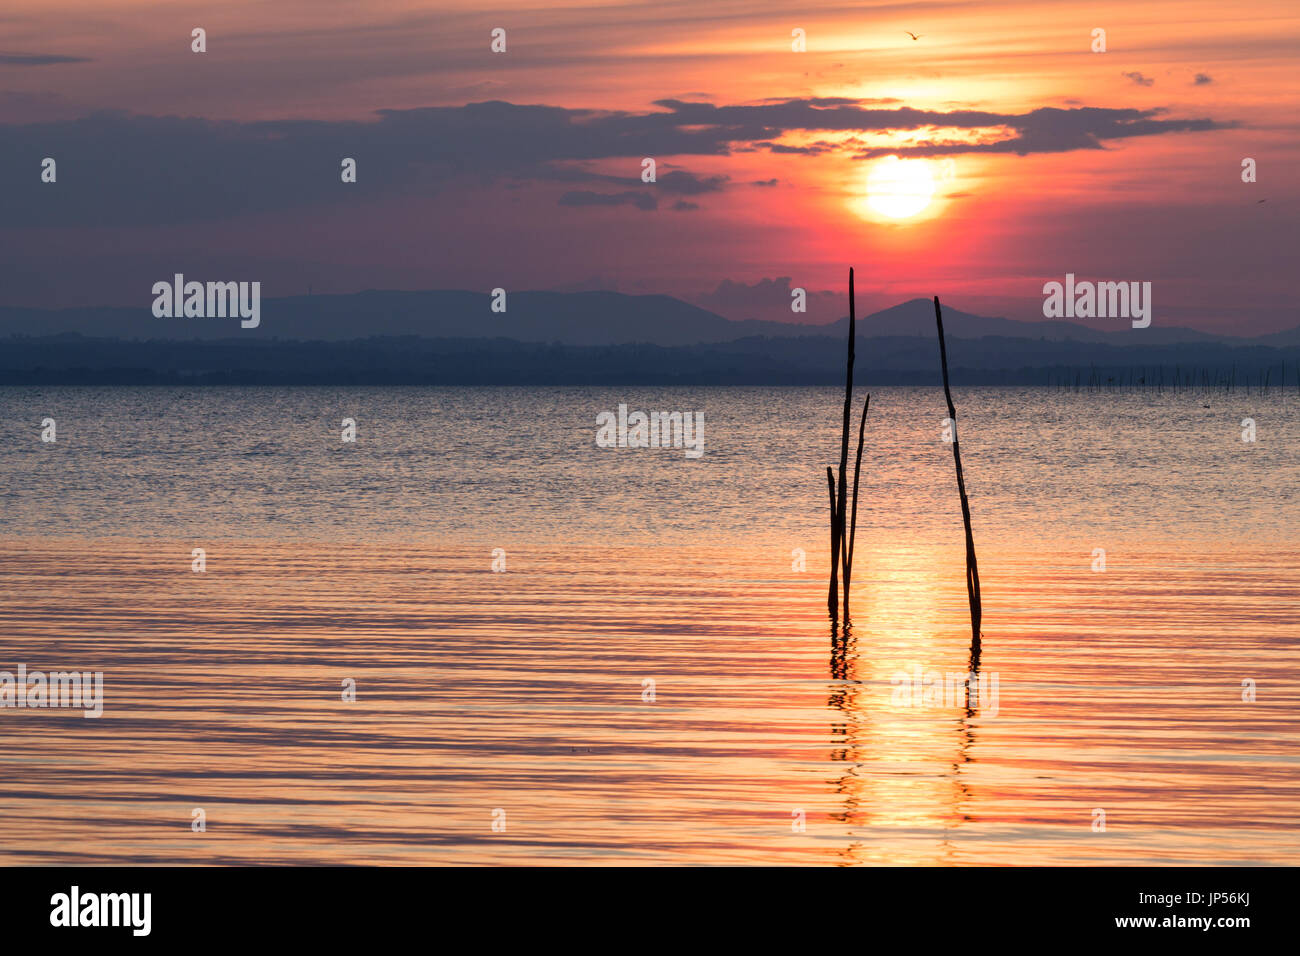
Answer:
(934, 296, 983, 644)
(843, 394, 870, 621)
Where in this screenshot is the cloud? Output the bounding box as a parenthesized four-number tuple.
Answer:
(0, 97, 1230, 226)
(559, 190, 656, 210)
(656, 170, 727, 194)
(0, 52, 91, 66)
(751, 178, 779, 187)
(1122, 71, 1155, 87)
(698, 276, 798, 309)
(763, 142, 828, 155)
(695, 276, 839, 320)
(671, 200, 700, 211)
(1194, 73, 1214, 85)
(853, 106, 1226, 157)
(552, 168, 722, 208)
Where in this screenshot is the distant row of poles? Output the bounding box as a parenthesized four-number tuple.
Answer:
(1046, 364, 1300, 393)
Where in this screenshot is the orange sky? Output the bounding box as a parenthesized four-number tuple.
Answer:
(1, 0, 1297, 330)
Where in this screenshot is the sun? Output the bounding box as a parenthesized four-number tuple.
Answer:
(865, 156, 936, 219)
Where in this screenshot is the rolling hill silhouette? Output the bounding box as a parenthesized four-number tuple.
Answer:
(3, 290, 1288, 346)
(3, 290, 1297, 384)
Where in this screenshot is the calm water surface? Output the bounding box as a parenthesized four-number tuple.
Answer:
(0, 387, 1296, 864)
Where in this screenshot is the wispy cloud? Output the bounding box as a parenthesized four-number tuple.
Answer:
(559, 190, 656, 211)
(0, 52, 91, 66)
(853, 107, 1226, 157)
(656, 171, 727, 194)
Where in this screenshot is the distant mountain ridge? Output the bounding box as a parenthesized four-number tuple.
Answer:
(2, 290, 1294, 347)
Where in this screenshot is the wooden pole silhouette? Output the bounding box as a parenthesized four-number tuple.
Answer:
(836, 272, 855, 558)
(843, 394, 869, 619)
(934, 296, 982, 643)
(827, 466, 839, 618)
(828, 269, 869, 626)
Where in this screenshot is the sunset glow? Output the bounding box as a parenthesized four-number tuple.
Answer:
(0, 0, 1295, 331)
(865, 157, 937, 220)
(1, 0, 1298, 893)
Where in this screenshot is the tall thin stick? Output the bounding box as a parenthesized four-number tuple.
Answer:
(934, 296, 982, 643)
(835, 269, 856, 612)
(827, 466, 839, 619)
(843, 394, 870, 619)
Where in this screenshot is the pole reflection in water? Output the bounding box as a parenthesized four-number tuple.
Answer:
(828, 614, 990, 864)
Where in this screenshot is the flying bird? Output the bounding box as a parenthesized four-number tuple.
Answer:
(905, 31, 923, 41)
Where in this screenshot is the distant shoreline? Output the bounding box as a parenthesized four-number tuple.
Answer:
(3, 332, 1296, 387)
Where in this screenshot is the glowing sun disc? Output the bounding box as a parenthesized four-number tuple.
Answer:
(866, 156, 935, 219)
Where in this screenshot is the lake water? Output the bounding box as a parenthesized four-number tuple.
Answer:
(0, 386, 1296, 864)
